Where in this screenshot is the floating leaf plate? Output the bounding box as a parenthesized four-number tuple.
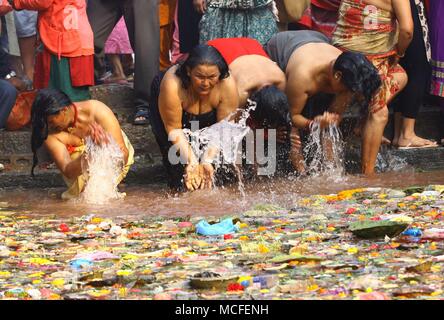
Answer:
(349, 220, 409, 239)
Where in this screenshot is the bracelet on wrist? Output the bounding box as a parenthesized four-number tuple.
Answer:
(304, 119, 313, 130)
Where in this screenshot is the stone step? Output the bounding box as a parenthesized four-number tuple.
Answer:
(1, 84, 443, 187)
(0, 160, 167, 189)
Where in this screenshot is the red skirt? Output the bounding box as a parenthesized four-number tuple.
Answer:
(34, 48, 94, 89)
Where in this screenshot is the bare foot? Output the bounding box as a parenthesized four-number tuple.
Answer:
(354, 125, 391, 145)
(397, 135, 438, 148)
(104, 75, 128, 84)
(381, 136, 391, 145)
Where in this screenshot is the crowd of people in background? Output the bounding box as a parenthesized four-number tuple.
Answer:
(0, 0, 443, 195)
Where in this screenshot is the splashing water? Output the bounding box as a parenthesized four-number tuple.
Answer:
(376, 146, 408, 172)
(79, 135, 125, 205)
(303, 122, 345, 179)
(182, 101, 257, 195)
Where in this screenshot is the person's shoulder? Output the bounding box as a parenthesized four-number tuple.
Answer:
(219, 74, 237, 90)
(83, 99, 108, 113)
(161, 69, 181, 91)
(87, 99, 106, 107)
(44, 132, 65, 148)
(288, 67, 311, 87)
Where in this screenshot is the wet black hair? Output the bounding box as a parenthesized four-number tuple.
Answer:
(249, 85, 291, 128)
(30, 88, 72, 176)
(333, 52, 382, 115)
(175, 45, 230, 89)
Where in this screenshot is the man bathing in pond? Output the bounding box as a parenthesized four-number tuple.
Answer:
(265, 30, 382, 174)
(149, 45, 239, 192)
(31, 89, 134, 200)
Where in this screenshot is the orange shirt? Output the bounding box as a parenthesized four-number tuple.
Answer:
(13, 0, 94, 59)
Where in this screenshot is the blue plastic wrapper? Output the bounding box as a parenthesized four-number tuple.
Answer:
(402, 228, 422, 237)
(195, 218, 239, 236)
(70, 258, 94, 270)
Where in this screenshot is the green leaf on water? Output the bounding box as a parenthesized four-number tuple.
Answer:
(349, 220, 409, 239)
(403, 186, 425, 196)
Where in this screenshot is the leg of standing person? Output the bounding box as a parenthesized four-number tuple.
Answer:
(159, 0, 176, 71)
(392, 0, 435, 148)
(106, 54, 127, 82)
(124, 0, 160, 125)
(87, 0, 123, 81)
(361, 70, 408, 175)
(0, 79, 17, 129)
(17, 36, 36, 83)
(14, 10, 37, 87)
(122, 54, 134, 79)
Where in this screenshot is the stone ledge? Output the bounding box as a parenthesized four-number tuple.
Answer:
(1, 84, 443, 185)
(0, 161, 166, 189)
(90, 83, 134, 109)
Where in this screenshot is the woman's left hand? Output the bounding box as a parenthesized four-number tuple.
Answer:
(200, 163, 214, 189)
(89, 122, 110, 145)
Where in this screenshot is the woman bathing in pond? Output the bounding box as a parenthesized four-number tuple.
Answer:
(149, 44, 239, 192)
(265, 31, 382, 174)
(31, 89, 134, 200)
(331, 0, 413, 174)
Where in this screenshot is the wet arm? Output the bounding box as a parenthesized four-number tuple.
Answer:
(286, 76, 311, 172)
(216, 76, 240, 122)
(287, 81, 310, 129)
(202, 76, 240, 164)
(328, 92, 352, 123)
(393, 0, 413, 56)
(44, 136, 83, 180)
(93, 101, 129, 164)
(159, 80, 199, 166)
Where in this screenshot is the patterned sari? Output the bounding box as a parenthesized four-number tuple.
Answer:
(428, 0, 444, 97)
(300, 0, 341, 38)
(331, 0, 405, 113)
(199, 0, 278, 45)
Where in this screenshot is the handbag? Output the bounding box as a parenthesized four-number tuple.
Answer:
(6, 90, 36, 131)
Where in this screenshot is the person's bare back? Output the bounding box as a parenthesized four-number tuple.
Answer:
(286, 42, 343, 97)
(229, 54, 286, 106)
